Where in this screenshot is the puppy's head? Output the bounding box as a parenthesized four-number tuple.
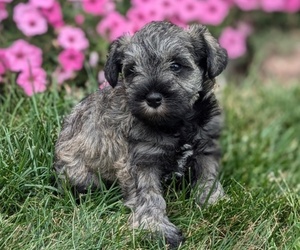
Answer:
(104, 21, 227, 127)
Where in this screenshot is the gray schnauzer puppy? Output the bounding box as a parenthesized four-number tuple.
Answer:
(54, 21, 227, 248)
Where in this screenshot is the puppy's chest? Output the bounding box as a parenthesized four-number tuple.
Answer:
(161, 126, 200, 179)
(128, 122, 199, 175)
(160, 142, 194, 179)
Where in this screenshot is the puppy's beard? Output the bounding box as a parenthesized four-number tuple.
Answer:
(140, 101, 168, 122)
(130, 100, 177, 127)
(129, 95, 189, 128)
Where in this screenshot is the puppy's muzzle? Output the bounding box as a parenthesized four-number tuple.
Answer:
(146, 92, 163, 108)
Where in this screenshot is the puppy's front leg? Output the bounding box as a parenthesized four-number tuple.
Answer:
(194, 153, 225, 206)
(192, 116, 225, 206)
(122, 166, 184, 248)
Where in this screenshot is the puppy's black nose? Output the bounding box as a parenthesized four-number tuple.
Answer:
(146, 92, 162, 108)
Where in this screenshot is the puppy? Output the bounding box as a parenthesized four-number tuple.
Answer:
(54, 21, 228, 248)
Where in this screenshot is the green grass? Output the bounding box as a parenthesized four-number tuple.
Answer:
(0, 79, 299, 250)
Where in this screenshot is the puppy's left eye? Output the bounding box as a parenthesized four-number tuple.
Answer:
(123, 65, 135, 78)
(170, 63, 182, 72)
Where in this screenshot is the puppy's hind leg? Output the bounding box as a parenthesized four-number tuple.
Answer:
(54, 156, 101, 194)
(53, 94, 106, 193)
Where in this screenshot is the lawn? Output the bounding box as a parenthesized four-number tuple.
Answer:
(1, 73, 299, 249)
(1, 1, 300, 249)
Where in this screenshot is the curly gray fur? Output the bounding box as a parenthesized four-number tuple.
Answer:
(54, 21, 228, 248)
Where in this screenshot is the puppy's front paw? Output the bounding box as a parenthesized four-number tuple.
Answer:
(129, 213, 184, 248)
(196, 181, 225, 206)
(164, 226, 185, 249)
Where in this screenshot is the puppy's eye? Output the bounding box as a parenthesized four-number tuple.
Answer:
(170, 63, 182, 72)
(123, 65, 135, 78)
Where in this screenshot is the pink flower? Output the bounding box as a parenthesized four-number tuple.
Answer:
(219, 27, 247, 59)
(29, 0, 55, 9)
(97, 11, 132, 41)
(5, 40, 43, 72)
(58, 49, 85, 71)
(16, 67, 47, 96)
(221, 0, 235, 7)
(285, 0, 300, 12)
(131, 0, 154, 6)
(0, 63, 5, 76)
(126, 7, 150, 32)
(89, 51, 99, 67)
(127, 3, 164, 31)
(261, 0, 285, 12)
(233, 0, 259, 11)
(52, 66, 75, 85)
(75, 14, 85, 25)
(0, 3, 8, 22)
(0, 65, 4, 75)
(51, 19, 65, 29)
(176, 0, 202, 23)
(16, 8, 48, 36)
(198, 0, 230, 26)
(99, 80, 110, 90)
(57, 26, 89, 50)
(13, 2, 35, 23)
(41, 1, 64, 29)
(98, 70, 110, 89)
(158, 0, 177, 18)
(0, 52, 6, 75)
(98, 70, 105, 83)
(82, 0, 115, 15)
(0, 49, 9, 75)
(168, 15, 188, 28)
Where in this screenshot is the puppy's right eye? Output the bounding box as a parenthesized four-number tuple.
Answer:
(123, 65, 135, 78)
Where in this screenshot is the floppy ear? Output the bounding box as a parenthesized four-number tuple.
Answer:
(188, 24, 228, 79)
(104, 35, 130, 88)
